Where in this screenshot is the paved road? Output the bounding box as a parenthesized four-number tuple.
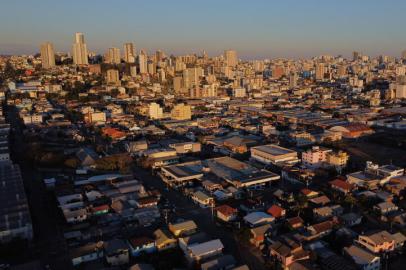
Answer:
(133, 166, 267, 270)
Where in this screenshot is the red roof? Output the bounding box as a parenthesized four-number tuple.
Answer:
(329, 179, 353, 191)
(102, 127, 127, 139)
(92, 205, 109, 212)
(215, 204, 237, 217)
(287, 216, 304, 226)
(267, 205, 285, 218)
(344, 123, 372, 132)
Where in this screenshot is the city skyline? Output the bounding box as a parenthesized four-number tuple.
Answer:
(1, 0, 406, 59)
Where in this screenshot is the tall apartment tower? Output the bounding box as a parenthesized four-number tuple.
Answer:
(315, 63, 325, 80)
(124, 43, 136, 63)
(72, 32, 88, 65)
(138, 50, 148, 74)
(224, 50, 238, 67)
(106, 47, 121, 64)
(40, 42, 56, 69)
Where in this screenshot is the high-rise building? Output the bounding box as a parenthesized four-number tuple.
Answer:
(124, 43, 136, 63)
(315, 63, 325, 80)
(183, 67, 203, 89)
(138, 51, 148, 74)
(148, 102, 163, 119)
(171, 103, 192, 120)
(173, 76, 184, 94)
(224, 50, 238, 67)
(72, 32, 88, 65)
(352, 51, 360, 61)
(395, 75, 406, 99)
(289, 72, 298, 88)
(272, 65, 285, 79)
(106, 69, 120, 85)
(106, 47, 121, 64)
(40, 42, 56, 69)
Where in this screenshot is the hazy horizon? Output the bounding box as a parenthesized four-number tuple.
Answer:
(1, 0, 406, 59)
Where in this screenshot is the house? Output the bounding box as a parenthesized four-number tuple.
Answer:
(329, 179, 354, 194)
(128, 237, 156, 257)
(101, 127, 127, 140)
(70, 241, 104, 266)
(185, 239, 224, 263)
(135, 196, 159, 208)
(215, 205, 238, 222)
(76, 147, 99, 167)
(267, 204, 286, 219)
(104, 239, 129, 266)
(306, 220, 334, 240)
(308, 195, 331, 206)
(250, 224, 271, 247)
(374, 201, 398, 215)
(202, 179, 223, 193)
(223, 136, 257, 154)
(344, 245, 380, 270)
(269, 239, 309, 269)
(392, 232, 406, 250)
(243, 212, 275, 227)
(153, 229, 177, 251)
(356, 231, 395, 254)
(169, 220, 198, 237)
(301, 188, 319, 199)
(287, 216, 304, 229)
(178, 232, 210, 253)
(191, 191, 214, 208)
(126, 140, 148, 153)
(340, 213, 362, 227)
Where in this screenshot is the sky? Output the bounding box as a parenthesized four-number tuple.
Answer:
(0, 0, 405, 59)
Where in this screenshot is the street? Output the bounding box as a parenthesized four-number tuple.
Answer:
(132, 166, 267, 270)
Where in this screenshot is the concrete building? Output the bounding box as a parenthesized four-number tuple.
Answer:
(148, 102, 163, 120)
(40, 42, 55, 69)
(251, 144, 299, 166)
(106, 47, 121, 64)
(72, 32, 88, 65)
(171, 104, 191, 120)
(106, 69, 120, 85)
(224, 50, 238, 67)
(123, 42, 135, 63)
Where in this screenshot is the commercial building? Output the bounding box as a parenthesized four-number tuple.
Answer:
(251, 144, 299, 166)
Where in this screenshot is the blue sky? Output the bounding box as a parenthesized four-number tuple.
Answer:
(0, 0, 405, 59)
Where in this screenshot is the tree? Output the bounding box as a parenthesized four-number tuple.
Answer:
(293, 193, 308, 217)
(344, 194, 357, 211)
